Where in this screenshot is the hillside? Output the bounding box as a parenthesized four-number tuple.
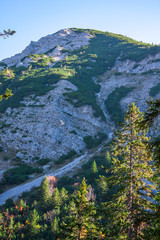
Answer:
(0, 28, 160, 176)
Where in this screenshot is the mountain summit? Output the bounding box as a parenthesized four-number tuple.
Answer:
(0, 28, 160, 163)
(2, 28, 93, 67)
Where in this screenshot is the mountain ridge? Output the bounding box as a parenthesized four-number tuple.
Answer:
(0, 27, 159, 166)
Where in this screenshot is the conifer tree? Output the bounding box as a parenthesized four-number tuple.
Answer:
(91, 160, 98, 174)
(60, 187, 68, 202)
(104, 103, 156, 239)
(52, 188, 61, 209)
(60, 178, 104, 239)
(25, 209, 40, 239)
(140, 98, 160, 239)
(105, 151, 111, 164)
(39, 176, 51, 210)
(51, 216, 60, 237)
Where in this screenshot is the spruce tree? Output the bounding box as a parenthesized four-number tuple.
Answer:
(60, 187, 68, 202)
(60, 178, 103, 239)
(141, 98, 160, 239)
(104, 103, 156, 239)
(39, 176, 51, 210)
(91, 160, 98, 175)
(52, 188, 61, 209)
(25, 209, 40, 239)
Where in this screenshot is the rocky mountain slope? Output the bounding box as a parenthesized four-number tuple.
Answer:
(0, 28, 160, 167)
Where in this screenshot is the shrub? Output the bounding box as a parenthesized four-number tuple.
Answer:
(55, 150, 77, 165)
(83, 132, 107, 149)
(3, 164, 43, 185)
(69, 130, 77, 135)
(37, 158, 50, 166)
(105, 86, 134, 124)
(149, 82, 160, 97)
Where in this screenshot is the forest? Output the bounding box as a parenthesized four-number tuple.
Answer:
(0, 98, 159, 240)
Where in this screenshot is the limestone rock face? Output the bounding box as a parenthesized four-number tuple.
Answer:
(113, 53, 160, 74)
(2, 29, 93, 67)
(0, 80, 111, 161)
(0, 28, 160, 163)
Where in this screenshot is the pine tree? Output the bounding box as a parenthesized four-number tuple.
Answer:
(52, 188, 61, 209)
(39, 176, 51, 210)
(60, 187, 68, 202)
(7, 217, 16, 239)
(104, 103, 156, 239)
(51, 216, 60, 237)
(91, 160, 98, 174)
(60, 178, 104, 239)
(105, 151, 111, 164)
(141, 98, 160, 239)
(25, 209, 40, 239)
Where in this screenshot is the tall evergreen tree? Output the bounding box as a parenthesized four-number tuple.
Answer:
(60, 178, 103, 239)
(52, 188, 61, 209)
(140, 98, 160, 239)
(39, 176, 51, 210)
(104, 103, 156, 239)
(25, 209, 40, 239)
(91, 160, 98, 175)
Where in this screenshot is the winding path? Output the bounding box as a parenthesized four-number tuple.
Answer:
(0, 138, 110, 205)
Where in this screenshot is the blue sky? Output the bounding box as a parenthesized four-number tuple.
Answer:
(0, 0, 160, 61)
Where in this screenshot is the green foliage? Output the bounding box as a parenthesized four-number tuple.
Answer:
(55, 150, 77, 165)
(83, 132, 107, 149)
(0, 98, 159, 239)
(0, 29, 16, 38)
(105, 86, 134, 124)
(3, 164, 42, 185)
(25, 209, 40, 238)
(1, 28, 160, 121)
(37, 158, 50, 166)
(52, 188, 61, 208)
(59, 178, 102, 239)
(0, 62, 7, 67)
(0, 88, 13, 101)
(91, 160, 98, 174)
(31, 55, 55, 69)
(69, 129, 77, 135)
(0, 68, 60, 112)
(39, 176, 51, 210)
(149, 82, 160, 97)
(104, 103, 156, 239)
(114, 71, 122, 76)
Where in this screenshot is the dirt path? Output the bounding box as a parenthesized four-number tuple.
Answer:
(0, 138, 110, 205)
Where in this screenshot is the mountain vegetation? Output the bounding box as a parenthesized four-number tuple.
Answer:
(0, 101, 159, 239)
(0, 28, 160, 239)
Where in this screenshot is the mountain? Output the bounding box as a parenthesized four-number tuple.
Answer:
(0, 28, 160, 166)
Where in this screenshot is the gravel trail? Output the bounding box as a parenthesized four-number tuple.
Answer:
(0, 139, 109, 205)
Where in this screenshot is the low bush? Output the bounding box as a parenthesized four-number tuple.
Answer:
(149, 82, 160, 97)
(83, 132, 107, 149)
(3, 164, 43, 185)
(55, 150, 77, 165)
(37, 158, 50, 166)
(105, 86, 134, 124)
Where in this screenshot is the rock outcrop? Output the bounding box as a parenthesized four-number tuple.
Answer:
(2, 29, 93, 67)
(0, 28, 160, 163)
